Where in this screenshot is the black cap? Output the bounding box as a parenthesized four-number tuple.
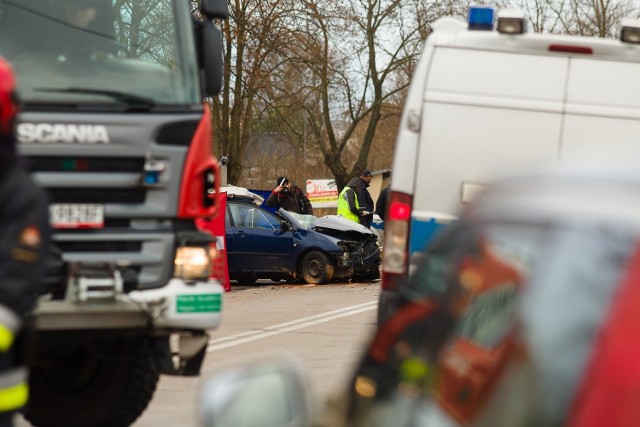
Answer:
(360, 169, 372, 177)
(277, 176, 289, 186)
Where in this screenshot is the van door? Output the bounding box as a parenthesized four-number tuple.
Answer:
(561, 58, 640, 159)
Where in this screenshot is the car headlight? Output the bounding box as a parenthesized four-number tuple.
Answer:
(174, 246, 211, 281)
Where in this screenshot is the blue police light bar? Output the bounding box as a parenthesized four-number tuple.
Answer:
(468, 6, 495, 31)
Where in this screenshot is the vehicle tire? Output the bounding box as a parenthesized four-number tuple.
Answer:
(362, 267, 381, 281)
(301, 251, 334, 284)
(238, 272, 257, 285)
(24, 335, 159, 427)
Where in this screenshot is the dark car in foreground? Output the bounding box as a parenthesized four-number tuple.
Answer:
(198, 163, 640, 427)
(224, 189, 380, 285)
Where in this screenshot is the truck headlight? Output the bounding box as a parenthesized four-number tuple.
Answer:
(174, 246, 211, 280)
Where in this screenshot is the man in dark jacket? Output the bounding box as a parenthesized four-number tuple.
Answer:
(0, 57, 50, 427)
(375, 186, 390, 222)
(338, 169, 374, 228)
(265, 176, 313, 215)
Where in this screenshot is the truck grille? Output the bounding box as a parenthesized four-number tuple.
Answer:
(56, 241, 143, 253)
(22, 153, 184, 292)
(47, 188, 146, 204)
(25, 156, 145, 172)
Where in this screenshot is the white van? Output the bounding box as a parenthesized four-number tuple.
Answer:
(380, 6, 640, 319)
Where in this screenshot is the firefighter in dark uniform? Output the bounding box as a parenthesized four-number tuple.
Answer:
(0, 57, 50, 427)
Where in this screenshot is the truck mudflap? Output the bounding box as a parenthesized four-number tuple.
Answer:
(32, 276, 224, 331)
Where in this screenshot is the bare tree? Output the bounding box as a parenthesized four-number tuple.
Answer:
(205, 0, 640, 191)
(261, 0, 429, 190)
(115, 0, 175, 63)
(512, 0, 565, 32)
(209, 0, 301, 185)
(511, 0, 638, 36)
(206, 0, 423, 189)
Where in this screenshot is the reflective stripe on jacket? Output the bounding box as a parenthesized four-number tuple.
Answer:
(338, 187, 359, 223)
(0, 303, 27, 413)
(0, 366, 28, 412)
(0, 305, 20, 352)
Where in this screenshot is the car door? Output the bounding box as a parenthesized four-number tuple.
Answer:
(226, 200, 294, 274)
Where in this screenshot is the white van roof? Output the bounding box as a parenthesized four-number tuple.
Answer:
(221, 185, 264, 205)
(429, 13, 640, 60)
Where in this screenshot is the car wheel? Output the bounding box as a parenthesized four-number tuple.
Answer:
(237, 272, 257, 285)
(301, 251, 334, 284)
(363, 267, 381, 281)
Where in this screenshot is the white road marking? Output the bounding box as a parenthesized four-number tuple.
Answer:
(207, 301, 377, 352)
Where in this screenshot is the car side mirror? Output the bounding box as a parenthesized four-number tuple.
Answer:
(200, 0, 229, 19)
(280, 220, 291, 231)
(198, 357, 312, 427)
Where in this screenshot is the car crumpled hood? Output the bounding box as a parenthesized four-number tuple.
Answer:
(312, 215, 375, 236)
(278, 209, 376, 239)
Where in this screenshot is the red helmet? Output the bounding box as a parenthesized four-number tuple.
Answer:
(0, 56, 17, 134)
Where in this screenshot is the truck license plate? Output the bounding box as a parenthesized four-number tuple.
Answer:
(50, 204, 104, 229)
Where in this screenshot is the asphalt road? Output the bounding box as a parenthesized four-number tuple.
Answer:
(133, 280, 380, 426)
(15, 280, 379, 427)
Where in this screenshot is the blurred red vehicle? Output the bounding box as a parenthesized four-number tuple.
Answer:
(346, 164, 640, 427)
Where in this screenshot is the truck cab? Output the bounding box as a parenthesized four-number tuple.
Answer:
(0, 0, 229, 425)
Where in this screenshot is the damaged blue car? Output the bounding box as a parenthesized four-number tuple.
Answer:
(225, 192, 380, 285)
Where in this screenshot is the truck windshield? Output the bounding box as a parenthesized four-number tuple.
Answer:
(0, 0, 201, 108)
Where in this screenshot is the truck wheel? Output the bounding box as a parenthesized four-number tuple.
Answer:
(24, 336, 159, 427)
(301, 251, 334, 284)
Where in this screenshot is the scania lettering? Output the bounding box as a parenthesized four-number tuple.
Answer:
(0, 0, 229, 425)
(17, 123, 111, 144)
(380, 7, 640, 322)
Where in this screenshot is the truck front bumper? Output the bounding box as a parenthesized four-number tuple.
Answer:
(32, 278, 224, 331)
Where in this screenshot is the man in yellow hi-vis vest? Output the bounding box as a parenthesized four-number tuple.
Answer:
(337, 186, 360, 223)
(0, 57, 50, 427)
(337, 169, 374, 227)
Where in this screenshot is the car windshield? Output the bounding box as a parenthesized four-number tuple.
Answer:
(0, 0, 200, 109)
(284, 211, 316, 230)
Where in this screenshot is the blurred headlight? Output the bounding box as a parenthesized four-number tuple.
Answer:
(174, 246, 211, 280)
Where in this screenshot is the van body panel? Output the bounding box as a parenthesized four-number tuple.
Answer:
(415, 104, 563, 215)
(566, 58, 640, 109)
(561, 115, 640, 160)
(409, 48, 568, 254)
(560, 58, 640, 160)
(426, 48, 568, 101)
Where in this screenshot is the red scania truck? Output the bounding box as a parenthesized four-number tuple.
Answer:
(0, 0, 228, 425)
